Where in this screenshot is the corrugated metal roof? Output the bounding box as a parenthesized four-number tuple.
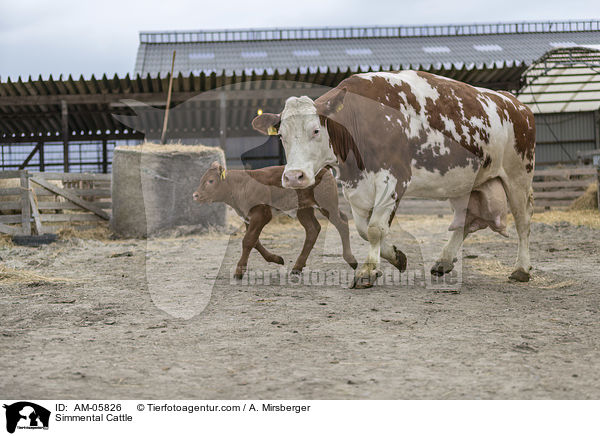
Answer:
(135, 21, 600, 76)
(0, 61, 526, 143)
(517, 47, 600, 113)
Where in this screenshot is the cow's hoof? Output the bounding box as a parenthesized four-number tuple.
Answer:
(234, 272, 244, 281)
(509, 268, 531, 282)
(431, 261, 454, 277)
(391, 246, 407, 272)
(351, 268, 382, 289)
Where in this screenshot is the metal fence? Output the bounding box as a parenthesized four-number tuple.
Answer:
(0, 141, 119, 173)
(140, 20, 600, 43)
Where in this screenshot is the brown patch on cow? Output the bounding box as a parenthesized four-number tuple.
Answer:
(417, 72, 535, 172)
(318, 115, 365, 173)
(410, 129, 481, 176)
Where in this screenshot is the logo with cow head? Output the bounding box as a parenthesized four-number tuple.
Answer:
(3, 402, 50, 434)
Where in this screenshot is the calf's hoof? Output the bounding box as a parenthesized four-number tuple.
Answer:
(391, 246, 407, 272)
(509, 268, 531, 282)
(290, 268, 302, 276)
(234, 266, 247, 280)
(269, 255, 285, 265)
(346, 257, 358, 270)
(351, 268, 382, 289)
(431, 261, 454, 277)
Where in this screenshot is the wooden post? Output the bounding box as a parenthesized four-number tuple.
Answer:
(102, 139, 108, 173)
(160, 50, 176, 145)
(219, 91, 227, 155)
(20, 171, 31, 236)
(595, 109, 600, 151)
(39, 141, 45, 171)
(61, 100, 69, 172)
(29, 190, 43, 235)
(597, 159, 600, 213)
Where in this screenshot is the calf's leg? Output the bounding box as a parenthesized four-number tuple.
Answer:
(291, 208, 321, 274)
(254, 240, 284, 265)
(234, 206, 272, 280)
(319, 208, 358, 270)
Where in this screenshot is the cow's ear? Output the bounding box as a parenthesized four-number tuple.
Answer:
(252, 113, 281, 135)
(316, 87, 347, 117)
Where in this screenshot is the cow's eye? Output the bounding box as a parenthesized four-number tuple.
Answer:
(313, 129, 320, 136)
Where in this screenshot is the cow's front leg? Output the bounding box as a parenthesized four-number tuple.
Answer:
(432, 195, 470, 276)
(351, 204, 395, 289)
(431, 229, 467, 276)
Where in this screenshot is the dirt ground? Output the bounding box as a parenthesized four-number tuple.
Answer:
(1, 208, 600, 399)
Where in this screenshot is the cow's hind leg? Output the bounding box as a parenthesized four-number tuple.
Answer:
(234, 206, 272, 280)
(503, 179, 534, 282)
(291, 208, 321, 275)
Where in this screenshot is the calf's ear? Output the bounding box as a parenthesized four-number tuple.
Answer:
(315, 87, 347, 117)
(252, 113, 281, 135)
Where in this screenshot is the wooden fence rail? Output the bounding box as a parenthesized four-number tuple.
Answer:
(533, 166, 599, 210)
(0, 170, 111, 235)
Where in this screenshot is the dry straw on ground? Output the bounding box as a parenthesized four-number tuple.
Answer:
(0, 265, 73, 285)
(57, 223, 112, 241)
(532, 209, 600, 229)
(568, 183, 598, 211)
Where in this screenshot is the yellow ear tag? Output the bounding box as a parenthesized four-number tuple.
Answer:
(220, 168, 226, 180)
(336, 103, 344, 112)
(267, 126, 278, 135)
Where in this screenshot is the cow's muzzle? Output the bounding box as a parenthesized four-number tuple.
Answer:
(282, 170, 311, 189)
(192, 192, 203, 202)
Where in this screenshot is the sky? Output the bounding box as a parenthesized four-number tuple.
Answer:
(0, 0, 598, 80)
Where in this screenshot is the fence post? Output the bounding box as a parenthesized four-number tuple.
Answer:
(20, 170, 31, 236)
(596, 158, 600, 212)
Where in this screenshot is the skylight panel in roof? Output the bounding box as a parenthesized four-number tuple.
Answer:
(473, 44, 503, 52)
(293, 49, 320, 57)
(549, 41, 578, 48)
(345, 48, 372, 56)
(189, 52, 215, 60)
(422, 46, 451, 54)
(241, 51, 268, 58)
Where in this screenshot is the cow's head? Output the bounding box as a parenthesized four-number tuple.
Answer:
(252, 92, 345, 189)
(193, 161, 228, 203)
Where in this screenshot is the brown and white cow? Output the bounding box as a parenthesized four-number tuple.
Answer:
(193, 162, 357, 279)
(253, 71, 535, 287)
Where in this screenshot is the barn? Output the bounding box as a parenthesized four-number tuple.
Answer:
(1, 20, 599, 171)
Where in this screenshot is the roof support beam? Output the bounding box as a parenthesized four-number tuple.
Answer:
(61, 100, 69, 172)
(18, 141, 43, 169)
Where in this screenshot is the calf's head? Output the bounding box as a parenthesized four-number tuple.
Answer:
(193, 161, 228, 203)
(252, 94, 343, 189)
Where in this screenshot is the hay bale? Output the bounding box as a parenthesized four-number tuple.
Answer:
(568, 183, 598, 211)
(111, 143, 226, 238)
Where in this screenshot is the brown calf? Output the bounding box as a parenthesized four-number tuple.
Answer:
(193, 162, 357, 279)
